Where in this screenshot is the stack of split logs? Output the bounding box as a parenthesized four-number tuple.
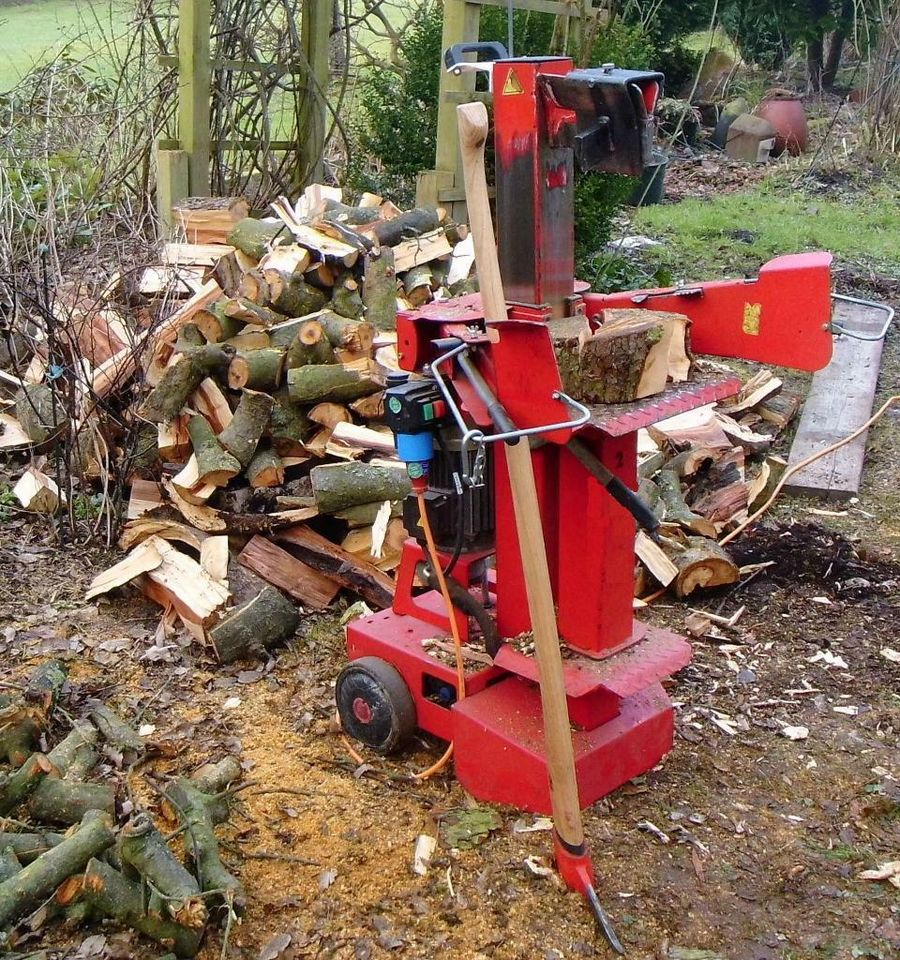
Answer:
(81, 185, 474, 661)
(633, 368, 798, 599)
(0, 661, 244, 957)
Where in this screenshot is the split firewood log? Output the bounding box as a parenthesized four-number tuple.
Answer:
(370, 207, 444, 247)
(320, 309, 375, 357)
(209, 585, 300, 663)
(284, 320, 336, 369)
(140, 345, 235, 423)
(655, 469, 717, 537)
(217, 389, 274, 468)
(266, 270, 328, 318)
(227, 347, 287, 391)
(186, 416, 241, 487)
(222, 298, 282, 327)
(331, 273, 365, 320)
(401, 264, 434, 306)
(270, 391, 313, 455)
(0, 809, 115, 931)
(247, 444, 285, 489)
(287, 359, 382, 404)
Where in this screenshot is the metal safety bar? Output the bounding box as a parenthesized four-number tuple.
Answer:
(830, 293, 896, 342)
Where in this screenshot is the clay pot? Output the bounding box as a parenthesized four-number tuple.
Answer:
(755, 97, 808, 156)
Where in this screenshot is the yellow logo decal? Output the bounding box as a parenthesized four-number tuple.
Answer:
(742, 302, 761, 336)
(502, 70, 525, 96)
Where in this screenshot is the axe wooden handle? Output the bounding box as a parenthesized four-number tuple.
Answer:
(456, 101, 585, 850)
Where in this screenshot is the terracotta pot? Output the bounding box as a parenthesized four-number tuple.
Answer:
(755, 97, 808, 156)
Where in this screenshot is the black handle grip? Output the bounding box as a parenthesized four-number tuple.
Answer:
(444, 42, 509, 71)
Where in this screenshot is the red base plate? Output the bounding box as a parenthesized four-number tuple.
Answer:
(452, 677, 674, 814)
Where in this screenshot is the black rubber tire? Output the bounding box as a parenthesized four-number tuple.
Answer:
(336, 656, 416, 755)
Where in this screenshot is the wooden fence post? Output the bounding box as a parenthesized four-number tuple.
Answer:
(299, 0, 332, 185)
(178, 0, 211, 196)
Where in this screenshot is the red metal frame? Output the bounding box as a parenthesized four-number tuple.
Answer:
(346, 55, 835, 814)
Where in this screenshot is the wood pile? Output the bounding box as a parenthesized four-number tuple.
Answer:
(0, 661, 243, 956)
(633, 369, 799, 599)
(69, 185, 473, 658)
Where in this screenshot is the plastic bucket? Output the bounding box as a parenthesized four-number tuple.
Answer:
(627, 154, 667, 206)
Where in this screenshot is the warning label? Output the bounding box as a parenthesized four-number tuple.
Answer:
(502, 70, 524, 96)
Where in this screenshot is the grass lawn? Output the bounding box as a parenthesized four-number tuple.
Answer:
(0, 0, 130, 90)
(633, 170, 900, 284)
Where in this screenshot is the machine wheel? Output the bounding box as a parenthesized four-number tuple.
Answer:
(336, 657, 416, 755)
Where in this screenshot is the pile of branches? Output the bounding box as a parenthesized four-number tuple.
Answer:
(0, 661, 244, 957)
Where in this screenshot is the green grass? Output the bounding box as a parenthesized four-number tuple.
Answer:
(633, 173, 900, 283)
(0, 0, 129, 91)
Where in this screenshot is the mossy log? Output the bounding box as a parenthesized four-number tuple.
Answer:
(310, 462, 411, 514)
(227, 348, 286, 391)
(190, 757, 242, 795)
(334, 500, 403, 527)
(287, 360, 382, 404)
(330, 274, 365, 320)
(0, 754, 54, 815)
(0, 660, 68, 766)
(140, 346, 235, 424)
(0, 848, 21, 883)
(265, 270, 328, 318)
(321, 199, 380, 226)
(217, 390, 274, 468)
(164, 780, 245, 911)
(15, 383, 60, 443)
(222, 298, 283, 327)
(87, 701, 144, 753)
(226, 217, 288, 260)
(174, 323, 206, 353)
(120, 813, 205, 928)
(28, 778, 116, 825)
(209, 586, 300, 664)
(371, 207, 442, 247)
(269, 393, 313, 455)
(246, 445, 285, 489)
(320, 310, 375, 357)
(0, 833, 64, 864)
(46, 720, 99, 779)
(0, 810, 115, 930)
(362, 248, 397, 331)
(82, 857, 203, 957)
(284, 319, 336, 369)
(187, 416, 241, 486)
(401, 264, 434, 306)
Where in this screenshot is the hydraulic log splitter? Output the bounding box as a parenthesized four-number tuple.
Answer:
(336, 45, 834, 932)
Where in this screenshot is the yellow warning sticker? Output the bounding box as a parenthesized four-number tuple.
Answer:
(502, 70, 524, 96)
(742, 302, 762, 336)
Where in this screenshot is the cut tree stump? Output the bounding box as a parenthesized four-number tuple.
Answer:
(209, 585, 301, 663)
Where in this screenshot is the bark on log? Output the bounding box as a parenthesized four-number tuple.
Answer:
(193, 300, 242, 343)
(0, 660, 68, 766)
(330, 274, 365, 320)
(664, 536, 740, 598)
(319, 311, 374, 357)
(269, 393, 312, 455)
(120, 813, 206, 928)
(227, 348, 286, 391)
(0, 848, 21, 883)
(28, 779, 116, 825)
(362, 248, 397, 331)
(87, 702, 144, 753)
(140, 346, 235, 424)
(217, 390, 274, 468)
(0, 754, 54, 815)
(226, 217, 288, 260)
(371, 207, 442, 247)
(190, 757, 242, 795)
(321, 199, 381, 226)
(246, 445, 285, 489)
(209, 586, 300, 664)
(236, 268, 270, 305)
(284, 321, 335, 369)
(222, 298, 282, 327)
(0, 832, 64, 864)
(187, 416, 241, 487)
(310, 462, 410, 514)
(656, 470, 717, 537)
(401, 264, 433, 307)
(174, 323, 206, 353)
(265, 271, 328, 318)
(0, 810, 115, 930)
(16, 384, 59, 443)
(46, 720, 98, 779)
(81, 858, 203, 957)
(287, 361, 382, 404)
(164, 780, 245, 911)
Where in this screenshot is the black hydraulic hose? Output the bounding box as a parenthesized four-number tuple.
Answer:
(419, 563, 500, 658)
